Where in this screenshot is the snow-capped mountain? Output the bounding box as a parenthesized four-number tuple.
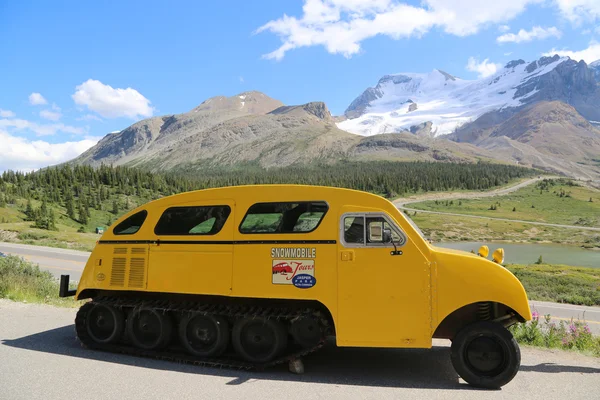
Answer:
(338, 55, 600, 137)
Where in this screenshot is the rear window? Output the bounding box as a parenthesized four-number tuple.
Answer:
(113, 210, 148, 235)
(154, 206, 231, 235)
(239, 201, 328, 234)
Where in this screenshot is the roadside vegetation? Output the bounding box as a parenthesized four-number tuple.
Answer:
(506, 264, 600, 306)
(0, 255, 80, 307)
(511, 313, 600, 357)
(0, 162, 533, 251)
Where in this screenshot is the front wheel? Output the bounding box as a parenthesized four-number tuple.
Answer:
(451, 321, 520, 389)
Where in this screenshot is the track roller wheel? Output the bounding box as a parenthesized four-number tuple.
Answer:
(451, 321, 521, 389)
(126, 307, 173, 350)
(85, 303, 124, 344)
(290, 316, 323, 348)
(179, 313, 229, 357)
(232, 317, 288, 363)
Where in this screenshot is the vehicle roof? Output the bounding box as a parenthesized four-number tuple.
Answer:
(144, 184, 389, 208)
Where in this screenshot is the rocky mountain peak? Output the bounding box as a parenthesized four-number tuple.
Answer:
(191, 91, 283, 115)
(505, 59, 525, 69)
(269, 101, 332, 121)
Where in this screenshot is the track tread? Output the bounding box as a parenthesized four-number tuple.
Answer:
(75, 297, 328, 371)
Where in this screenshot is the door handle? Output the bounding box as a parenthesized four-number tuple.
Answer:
(390, 250, 403, 256)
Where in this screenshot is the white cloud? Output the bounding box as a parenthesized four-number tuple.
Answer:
(543, 41, 600, 63)
(239, 76, 244, 83)
(497, 26, 562, 43)
(28, 92, 47, 105)
(0, 118, 85, 136)
(0, 129, 100, 173)
(39, 109, 62, 121)
(77, 114, 103, 122)
(498, 25, 511, 32)
(554, 0, 600, 24)
(51, 103, 61, 111)
(72, 79, 153, 119)
(256, 0, 542, 60)
(0, 109, 15, 118)
(466, 57, 501, 78)
(504, 52, 513, 56)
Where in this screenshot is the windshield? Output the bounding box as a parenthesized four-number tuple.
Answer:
(402, 212, 427, 241)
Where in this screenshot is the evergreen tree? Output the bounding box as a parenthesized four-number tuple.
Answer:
(112, 200, 119, 215)
(25, 199, 34, 220)
(78, 203, 88, 225)
(65, 193, 76, 220)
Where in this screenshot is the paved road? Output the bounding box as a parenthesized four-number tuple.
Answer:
(0, 242, 88, 281)
(531, 300, 600, 334)
(0, 300, 598, 400)
(393, 176, 558, 207)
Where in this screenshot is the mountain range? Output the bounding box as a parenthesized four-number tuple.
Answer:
(73, 55, 600, 181)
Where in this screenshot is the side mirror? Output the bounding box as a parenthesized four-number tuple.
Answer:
(383, 228, 392, 243)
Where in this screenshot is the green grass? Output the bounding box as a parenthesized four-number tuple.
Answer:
(506, 264, 600, 306)
(410, 179, 600, 228)
(408, 211, 600, 247)
(0, 194, 147, 252)
(0, 255, 81, 307)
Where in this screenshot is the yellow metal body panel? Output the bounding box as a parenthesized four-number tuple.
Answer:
(75, 184, 532, 349)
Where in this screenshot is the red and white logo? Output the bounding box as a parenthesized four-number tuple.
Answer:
(272, 259, 315, 285)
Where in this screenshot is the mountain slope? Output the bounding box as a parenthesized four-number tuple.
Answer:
(74, 91, 284, 166)
(450, 101, 600, 180)
(339, 55, 600, 137)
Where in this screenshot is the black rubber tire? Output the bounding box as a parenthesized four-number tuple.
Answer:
(178, 313, 229, 357)
(451, 321, 521, 389)
(290, 316, 323, 348)
(85, 303, 124, 344)
(126, 308, 173, 350)
(232, 317, 288, 363)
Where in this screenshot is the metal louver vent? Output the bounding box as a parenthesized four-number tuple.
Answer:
(131, 247, 146, 255)
(113, 248, 128, 255)
(110, 258, 126, 287)
(128, 258, 146, 288)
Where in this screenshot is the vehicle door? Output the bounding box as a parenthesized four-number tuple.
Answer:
(147, 200, 235, 296)
(337, 210, 431, 347)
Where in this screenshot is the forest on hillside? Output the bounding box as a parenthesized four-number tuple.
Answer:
(0, 162, 534, 232)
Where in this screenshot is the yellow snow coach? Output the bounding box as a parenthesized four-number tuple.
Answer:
(60, 184, 531, 388)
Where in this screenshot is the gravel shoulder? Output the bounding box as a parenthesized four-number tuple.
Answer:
(1, 300, 599, 400)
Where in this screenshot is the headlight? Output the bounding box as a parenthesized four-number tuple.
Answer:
(492, 248, 505, 264)
(477, 245, 489, 258)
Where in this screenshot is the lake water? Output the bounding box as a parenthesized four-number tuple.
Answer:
(436, 241, 600, 268)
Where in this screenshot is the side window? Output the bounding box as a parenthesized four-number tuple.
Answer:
(343, 216, 364, 244)
(341, 214, 406, 246)
(239, 201, 328, 234)
(113, 210, 148, 235)
(366, 216, 404, 245)
(154, 206, 231, 235)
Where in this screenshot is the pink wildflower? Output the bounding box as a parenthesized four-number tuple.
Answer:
(584, 325, 592, 334)
(532, 311, 539, 321)
(569, 323, 577, 333)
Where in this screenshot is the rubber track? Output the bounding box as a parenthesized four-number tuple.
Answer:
(75, 296, 329, 371)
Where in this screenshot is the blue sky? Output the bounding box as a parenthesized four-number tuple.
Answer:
(1, 0, 600, 172)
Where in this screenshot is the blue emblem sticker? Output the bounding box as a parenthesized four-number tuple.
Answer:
(292, 274, 316, 289)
